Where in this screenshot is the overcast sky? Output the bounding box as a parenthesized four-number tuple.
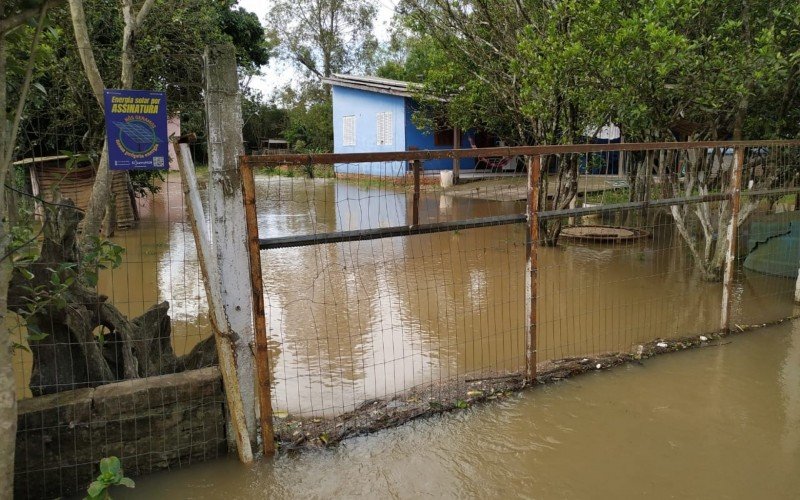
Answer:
(237, 0, 399, 96)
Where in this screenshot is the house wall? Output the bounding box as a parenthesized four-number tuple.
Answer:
(332, 86, 407, 176)
(167, 114, 181, 170)
(404, 101, 474, 172)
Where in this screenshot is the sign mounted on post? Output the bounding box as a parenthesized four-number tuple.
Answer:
(104, 89, 168, 170)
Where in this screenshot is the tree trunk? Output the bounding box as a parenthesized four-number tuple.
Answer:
(0, 24, 18, 499)
(7, 201, 216, 395)
(69, 0, 154, 245)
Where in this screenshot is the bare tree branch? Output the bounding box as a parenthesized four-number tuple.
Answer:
(1, 3, 48, 180)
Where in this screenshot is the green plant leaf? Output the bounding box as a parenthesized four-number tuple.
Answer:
(86, 480, 105, 498)
(119, 477, 135, 488)
(100, 456, 121, 476)
(12, 342, 30, 353)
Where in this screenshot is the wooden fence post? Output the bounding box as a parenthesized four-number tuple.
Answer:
(721, 146, 744, 332)
(204, 45, 257, 447)
(525, 155, 542, 383)
(240, 159, 276, 454)
(174, 142, 253, 463)
(412, 159, 421, 226)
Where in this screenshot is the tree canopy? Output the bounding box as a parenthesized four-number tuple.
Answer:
(394, 0, 800, 144)
(15, 0, 273, 160)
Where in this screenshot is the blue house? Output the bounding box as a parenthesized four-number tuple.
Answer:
(323, 74, 476, 177)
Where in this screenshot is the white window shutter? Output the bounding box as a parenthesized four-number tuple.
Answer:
(343, 116, 355, 146)
(377, 111, 393, 146)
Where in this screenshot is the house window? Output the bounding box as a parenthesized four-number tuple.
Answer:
(343, 115, 356, 146)
(377, 111, 393, 146)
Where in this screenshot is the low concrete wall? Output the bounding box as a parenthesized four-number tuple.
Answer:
(14, 367, 226, 499)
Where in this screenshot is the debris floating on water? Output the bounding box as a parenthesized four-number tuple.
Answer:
(700, 336, 708, 342)
(595, 364, 602, 369)
(656, 342, 668, 348)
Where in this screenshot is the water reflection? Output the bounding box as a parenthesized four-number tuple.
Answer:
(124, 321, 800, 499)
(12, 174, 799, 417)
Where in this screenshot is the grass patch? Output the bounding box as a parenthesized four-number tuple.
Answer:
(585, 188, 629, 205)
(256, 164, 335, 179)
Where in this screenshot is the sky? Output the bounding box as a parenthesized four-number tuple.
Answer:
(237, 0, 399, 96)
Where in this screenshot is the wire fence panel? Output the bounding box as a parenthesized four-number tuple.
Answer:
(243, 142, 800, 447)
(10, 47, 227, 499)
(9, 41, 800, 496)
(253, 162, 530, 423)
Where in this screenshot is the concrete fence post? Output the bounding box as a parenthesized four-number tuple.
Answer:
(204, 45, 258, 448)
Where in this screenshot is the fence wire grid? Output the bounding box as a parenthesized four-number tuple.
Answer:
(7, 38, 800, 499)
(242, 142, 800, 446)
(10, 46, 226, 499)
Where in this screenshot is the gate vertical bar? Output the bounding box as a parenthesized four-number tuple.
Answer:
(412, 159, 421, 226)
(721, 146, 744, 332)
(525, 155, 542, 383)
(452, 126, 461, 184)
(240, 159, 276, 455)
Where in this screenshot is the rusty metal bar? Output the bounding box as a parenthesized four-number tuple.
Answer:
(240, 160, 276, 455)
(240, 140, 800, 166)
(525, 155, 542, 383)
(412, 159, 421, 226)
(744, 186, 800, 198)
(255, 183, 800, 250)
(259, 214, 526, 250)
(720, 147, 745, 333)
(538, 192, 732, 220)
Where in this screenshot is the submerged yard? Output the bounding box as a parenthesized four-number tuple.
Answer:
(120, 319, 800, 498)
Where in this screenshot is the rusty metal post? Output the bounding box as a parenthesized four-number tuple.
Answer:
(412, 159, 421, 226)
(240, 159, 276, 455)
(452, 126, 461, 184)
(721, 146, 744, 332)
(525, 155, 542, 383)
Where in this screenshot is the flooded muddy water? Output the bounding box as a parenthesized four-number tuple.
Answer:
(121, 319, 800, 499)
(13, 173, 799, 415)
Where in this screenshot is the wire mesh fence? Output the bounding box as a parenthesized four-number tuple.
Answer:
(9, 46, 227, 499)
(242, 141, 800, 447)
(8, 35, 800, 496)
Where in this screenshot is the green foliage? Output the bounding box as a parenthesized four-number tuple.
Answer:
(9, 212, 124, 352)
(15, 1, 274, 163)
(81, 237, 125, 288)
(394, 0, 800, 143)
(84, 456, 135, 500)
(241, 88, 289, 152)
(219, 4, 273, 72)
(279, 84, 334, 152)
(267, 0, 379, 78)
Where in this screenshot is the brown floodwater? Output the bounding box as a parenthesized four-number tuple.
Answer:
(12, 173, 799, 418)
(119, 319, 800, 499)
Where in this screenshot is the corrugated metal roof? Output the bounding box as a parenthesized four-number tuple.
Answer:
(322, 74, 421, 98)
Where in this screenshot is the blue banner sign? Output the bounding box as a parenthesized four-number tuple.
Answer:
(104, 89, 168, 170)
